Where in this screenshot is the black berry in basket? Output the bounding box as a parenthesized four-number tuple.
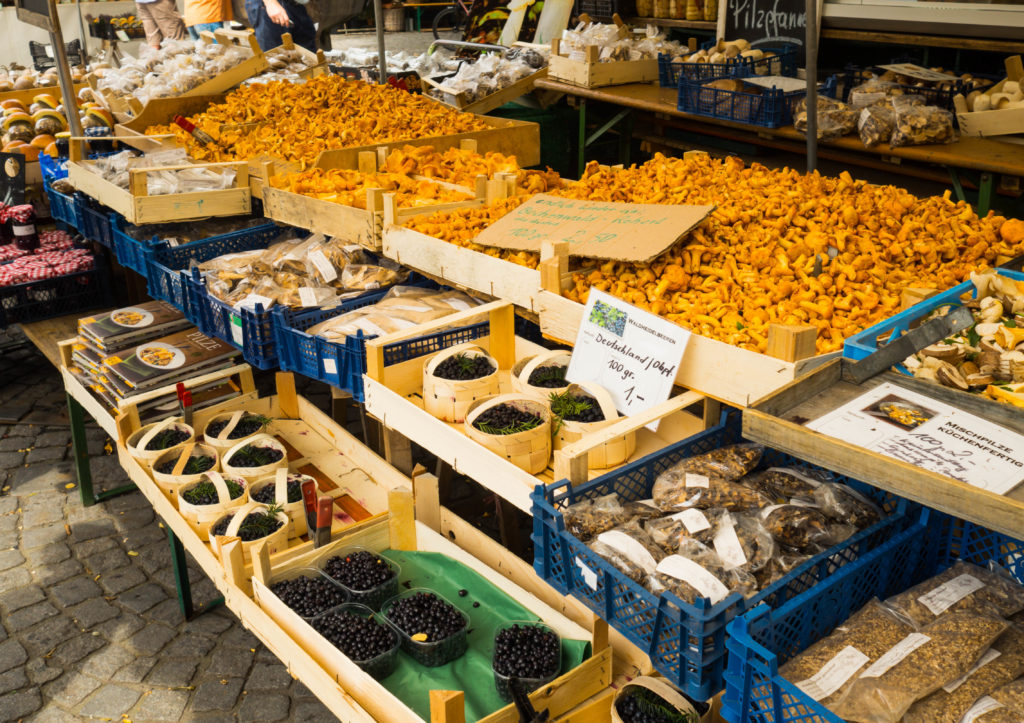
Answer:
(433, 353, 495, 381)
(472, 404, 542, 436)
(205, 413, 272, 440)
(227, 444, 284, 468)
(312, 609, 396, 662)
(252, 478, 303, 504)
(322, 551, 395, 591)
(180, 478, 245, 506)
(386, 592, 465, 643)
(472, 601, 480, 608)
(493, 625, 560, 680)
(270, 575, 347, 618)
(155, 454, 215, 475)
(614, 688, 696, 723)
(458, 589, 468, 597)
(144, 428, 190, 451)
(211, 510, 283, 542)
(549, 391, 605, 423)
(526, 364, 569, 389)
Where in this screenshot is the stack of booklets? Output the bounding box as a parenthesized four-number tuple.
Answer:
(69, 302, 243, 418)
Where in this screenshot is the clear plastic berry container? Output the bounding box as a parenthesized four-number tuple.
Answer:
(311, 603, 401, 680)
(316, 546, 401, 612)
(268, 567, 349, 622)
(491, 621, 561, 702)
(382, 588, 469, 667)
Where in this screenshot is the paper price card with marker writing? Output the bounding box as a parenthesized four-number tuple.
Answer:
(806, 382, 1024, 494)
(567, 289, 689, 431)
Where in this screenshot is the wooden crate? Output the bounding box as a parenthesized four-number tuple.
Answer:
(67, 146, 251, 225)
(250, 505, 612, 723)
(361, 300, 709, 512)
(743, 358, 1024, 540)
(261, 154, 486, 252)
(954, 55, 1024, 138)
(58, 338, 256, 439)
(422, 68, 548, 116)
(265, 32, 328, 79)
(90, 30, 268, 120)
(382, 226, 838, 408)
(116, 372, 403, 589)
(548, 41, 659, 88)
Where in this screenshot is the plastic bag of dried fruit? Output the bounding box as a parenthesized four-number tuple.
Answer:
(562, 493, 627, 542)
(885, 561, 1024, 627)
(651, 443, 766, 511)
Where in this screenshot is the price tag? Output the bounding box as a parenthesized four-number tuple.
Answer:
(322, 357, 338, 376)
(575, 557, 598, 590)
(44, 44, 54, 58)
(567, 289, 690, 431)
(230, 313, 244, 346)
(116, 30, 130, 41)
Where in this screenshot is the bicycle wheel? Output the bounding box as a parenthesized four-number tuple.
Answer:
(432, 6, 462, 39)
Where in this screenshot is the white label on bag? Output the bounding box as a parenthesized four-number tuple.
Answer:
(859, 633, 930, 678)
(298, 287, 318, 307)
(944, 649, 1002, 693)
(12, 224, 34, 237)
(713, 523, 747, 570)
(597, 531, 658, 575)
(445, 298, 472, 311)
(961, 696, 1005, 723)
(388, 304, 433, 313)
(656, 555, 731, 604)
(233, 293, 274, 312)
(230, 313, 244, 346)
(685, 473, 710, 489)
(575, 557, 598, 590)
(795, 646, 870, 701)
(670, 509, 711, 534)
(308, 249, 337, 282)
(322, 358, 337, 375)
(919, 574, 986, 616)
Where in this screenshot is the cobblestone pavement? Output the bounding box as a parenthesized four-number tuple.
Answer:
(0, 333, 338, 722)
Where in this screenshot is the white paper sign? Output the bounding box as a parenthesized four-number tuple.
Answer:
(807, 382, 1024, 495)
(859, 633, 930, 678)
(919, 574, 986, 616)
(795, 646, 870, 701)
(567, 289, 689, 431)
(743, 75, 809, 92)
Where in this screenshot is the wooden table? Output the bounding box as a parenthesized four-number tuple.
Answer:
(535, 78, 1024, 213)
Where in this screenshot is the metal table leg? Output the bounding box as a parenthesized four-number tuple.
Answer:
(167, 526, 224, 621)
(68, 393, 134, 507)
(947, 167, 996, 216)
(577, 98, 587, 178)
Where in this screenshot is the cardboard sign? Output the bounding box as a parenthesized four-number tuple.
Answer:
(807, 382, 1024, 494)
(473, 194, 714, 262)
(567, 289, 690, 430)
(876, 63, 959, 84)
(744, 75, 809, 92)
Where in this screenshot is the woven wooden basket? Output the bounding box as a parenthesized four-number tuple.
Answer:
(209, 501, 290, 566)
(510, 350, 572, 397)
(464, 394, 552, 475)
(248, 468, 315, 538)
(222, 433, 289, 483)
(125, 417, 195, 466)
(422, 343, 500, 423)
(611, 676, 706, 722)
(554, 382, 636, 470)
(177, 471, 250, 542)
(151, 442, 221, 505)
(202, 410, 268, 456)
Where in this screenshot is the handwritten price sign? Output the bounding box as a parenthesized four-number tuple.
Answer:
(567, 290, 690, 430)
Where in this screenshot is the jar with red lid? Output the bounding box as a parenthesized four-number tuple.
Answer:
(6, 205, 39, 252)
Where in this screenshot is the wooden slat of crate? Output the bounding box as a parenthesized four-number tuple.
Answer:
(252, 512, 611, 723)
(743, 359, 1024, 540)
(315, 115, 542, 169)
(422, 67, 548, 116)
(362, 301, 707, 512)
(0, 82, 87, 109)
(67, 158, 251, 224)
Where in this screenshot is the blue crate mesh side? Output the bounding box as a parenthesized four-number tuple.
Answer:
(150, 223, 284, 269)
(45, 183, 79, 228)
(146, 261, 188, 309)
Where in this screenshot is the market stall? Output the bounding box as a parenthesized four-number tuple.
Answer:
(5, 3, 1024, 721)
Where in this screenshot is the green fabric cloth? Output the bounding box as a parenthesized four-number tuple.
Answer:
(379, 549, 591, 722)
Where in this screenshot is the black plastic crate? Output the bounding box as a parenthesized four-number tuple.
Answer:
(0, 262, 112, 329)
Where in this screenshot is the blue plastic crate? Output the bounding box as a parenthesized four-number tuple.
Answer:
(44, 182, 81, 230)
(143, 222, 282, 311)
(0, 261, 113, 329)
(531, 415, 913, 701)
(721, 513, 1024, 723)
(77, 197, 117, 249)
(658, 45, 798, 88)
(843, 268, 1024, 368)
(678, 75, 837, 129)
(841, 62, 999, 112)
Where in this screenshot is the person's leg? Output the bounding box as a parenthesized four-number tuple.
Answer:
(150, 0, 188, 41)
(246, 0, 284, 51)
(135, 2, 164, 48)
(188, 25, 200, 38)
(194, 21, 224, 33)
(282, 1, 315, 51)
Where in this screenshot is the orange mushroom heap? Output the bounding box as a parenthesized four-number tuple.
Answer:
(406, 153, 1024, 355)
(270, 167, 474, 209)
